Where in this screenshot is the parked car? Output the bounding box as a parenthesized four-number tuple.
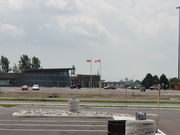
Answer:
(139, 85, 145, 92)
(104, 85, 117, 89)
(150, 85, 158, 90)
(127, 86, 134, 89)
(21, 85, 28, 90)
(32, 84, 40, 90)
(70, 84, 81, 89)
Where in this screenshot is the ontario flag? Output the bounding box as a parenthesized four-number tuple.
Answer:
(95, 59, 101, 63)
(86, 59, 92, 62)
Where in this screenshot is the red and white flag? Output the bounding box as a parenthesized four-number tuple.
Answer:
(95, 59, 101, 63)
(86, 60, 92, 62)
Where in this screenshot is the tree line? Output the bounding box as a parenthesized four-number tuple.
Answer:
(141, 73, 169, 89)
(141, 73, 180, 90)
(0, 55, 41, 73)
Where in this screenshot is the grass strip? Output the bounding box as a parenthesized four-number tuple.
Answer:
(80, 105, 180, 109)
(0, 103, 180, 109)
(0, 104, 19, 108)
(0, 98, 179, 104)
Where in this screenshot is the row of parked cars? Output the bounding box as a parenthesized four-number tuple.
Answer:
(21, 84, 40, 90)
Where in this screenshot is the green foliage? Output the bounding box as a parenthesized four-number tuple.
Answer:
(142, 73, 169, 89)
(160, 74, 169, 90)
(18, 55, 41, 71)
(128, 80, 141, 87)
(12, 63, 20, 73)
(153, 75, 160, 85)
(18, 55, 31, 71)
(31, 56, 41, 69)
(0, 55, 10, 72)
(169, 78, 180, 89)
(141, 73, 154, 89)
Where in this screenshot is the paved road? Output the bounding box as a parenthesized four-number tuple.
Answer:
(0, 107, 110, 135)
(0, 106, 180, 135)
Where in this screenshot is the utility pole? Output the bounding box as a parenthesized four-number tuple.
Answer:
(157, 84, 161, 132)
(177, 6, 180, 79)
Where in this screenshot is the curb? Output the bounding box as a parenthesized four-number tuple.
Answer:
(12, 114, 112, 119)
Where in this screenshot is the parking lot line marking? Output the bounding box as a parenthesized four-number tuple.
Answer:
(0, 123, 106, 127)
(0, 119, 107, 123)
(0, 129, 107, 132)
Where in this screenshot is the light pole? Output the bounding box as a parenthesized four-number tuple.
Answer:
(177, 6, 180, 79)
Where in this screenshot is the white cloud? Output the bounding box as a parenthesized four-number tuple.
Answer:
(7, 0, 25, 10)
(45, 0, 70, 10)
(0, 23, 25, 38)
(0, 0, 25, 11)
(55, 15, 109, 38)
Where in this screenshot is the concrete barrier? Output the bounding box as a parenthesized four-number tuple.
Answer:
(69, 98, 79, 113)
(126, 120, 155, 135)
(146, 114, 158, 132)
(111, 116, 156, 135)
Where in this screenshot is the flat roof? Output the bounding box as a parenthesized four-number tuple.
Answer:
(23, 68, 74, 73)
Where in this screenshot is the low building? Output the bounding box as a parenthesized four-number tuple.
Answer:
(0, 71, 23, 86)
(0, 68, 74, 87)
(71, 74, 101, 87)
(23, 68, 73, 87)
(105, 81, 125, 88)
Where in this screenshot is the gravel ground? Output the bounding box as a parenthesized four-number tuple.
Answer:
(12, 109, 133, 117)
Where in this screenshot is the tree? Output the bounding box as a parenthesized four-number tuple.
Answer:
(12, 63, 20, 73)
(31, 56, 41, 69)
(18, 55, 31, 71)
(169, 78, 180, 89)
(0, 55, 10, 72)
(153, 75, 160, 85)
(141, 73, 154, 89)
(160, 74, 169, 90)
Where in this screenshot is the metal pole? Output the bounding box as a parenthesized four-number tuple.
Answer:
(157, 84, 161, 132)
(100, 60, 102, 79)
(126, 87, 127, 107)
(90, 59, 92, 88)
(177, 7, 180, 79)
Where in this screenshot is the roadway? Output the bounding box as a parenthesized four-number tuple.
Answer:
(0, 106, 179, 135)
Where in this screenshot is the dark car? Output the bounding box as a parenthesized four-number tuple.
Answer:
(139, 85, 145, 92)
(104, 85, 117, 89)
(70, 84, 81, 89)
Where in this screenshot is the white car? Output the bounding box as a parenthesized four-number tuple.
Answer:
(32, 84, 40, 90)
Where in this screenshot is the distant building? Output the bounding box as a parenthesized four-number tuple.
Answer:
(71, 74, 101, 88)
(0, 68, 74, 87)
(105, 81, 125, 88)
(0, 71, 23, 86)
(23, 68, 73, 87)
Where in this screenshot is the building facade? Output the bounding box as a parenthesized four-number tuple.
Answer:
(0, 68, 73, 87)
(23, 68, 73, 87)
(71, 74, 101, 87)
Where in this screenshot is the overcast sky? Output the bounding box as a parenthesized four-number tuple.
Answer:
(0, 0, 179, 81)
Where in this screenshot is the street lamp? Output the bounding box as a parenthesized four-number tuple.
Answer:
(176, 6, 180, 79)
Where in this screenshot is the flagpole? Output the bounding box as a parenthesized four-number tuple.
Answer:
(100, 59, 101, 79)
(90, 59, 92, 88)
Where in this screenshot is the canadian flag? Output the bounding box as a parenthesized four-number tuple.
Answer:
(95, 59, 101, 63)
(86, 60, 92, 62)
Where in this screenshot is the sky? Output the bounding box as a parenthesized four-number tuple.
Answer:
(0, 0, 179, 81)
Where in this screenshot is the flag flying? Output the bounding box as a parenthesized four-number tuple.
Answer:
(86, 60, 92, 62)
(95, 59, 101, 63)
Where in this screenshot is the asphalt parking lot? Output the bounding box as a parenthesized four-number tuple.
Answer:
(0, 106, 110, 135)
(0, 106, 180, 135)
